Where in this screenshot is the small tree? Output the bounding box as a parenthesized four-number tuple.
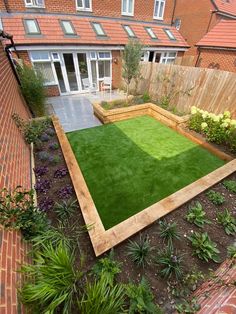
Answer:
(122, 40, 143, 101)
(17, 63, 46, 117)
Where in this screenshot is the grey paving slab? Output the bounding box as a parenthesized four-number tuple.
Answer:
(47, 91, 126, 133)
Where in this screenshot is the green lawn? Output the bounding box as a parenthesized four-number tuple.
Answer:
(67, 116, 225, 230)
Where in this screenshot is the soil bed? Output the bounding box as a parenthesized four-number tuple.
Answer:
(34, 121, 236, 314)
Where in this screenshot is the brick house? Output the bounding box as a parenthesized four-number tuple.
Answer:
(0, 0, 188, 97)
(169, 0, 236, 72)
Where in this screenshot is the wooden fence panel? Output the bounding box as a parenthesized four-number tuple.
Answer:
(131, 63, 236, 117)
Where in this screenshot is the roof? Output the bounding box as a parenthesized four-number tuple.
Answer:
(196, 19, 236, 48)
(0, 13, 188, 48)
(213, 0, 236, 17)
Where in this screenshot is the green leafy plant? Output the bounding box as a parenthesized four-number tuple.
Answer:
(227, 244, 236, 258)
(122, 40, 143, 100)
(175, 298, 201, 313)
(186, 202, 211, 228)
(188, 232, 220, 263)
(92, 250, 122, 286)
(54, 199, 78, 220)
(155, 246, 184, 280)
(142, 91, 151, 103)
(0, 187, 48, 239)
(182, 269, 205, 292)
(217, 209, 236, 235)
(20, 241, 83, 313)
(223, 180, 236, 193)
(17, 63, 46, 116)
(159, 220, 180, 249)
(125, 278, 162, 314)
(78, 274, 125, 314)
(127, 236, 153, 267)
(206, 190, 225, 205)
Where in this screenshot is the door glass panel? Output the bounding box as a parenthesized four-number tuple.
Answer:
(54, 61, 66, 93)
(98, 60, 110, 78)
(63, 53, 78, 91)
(77, 53, 89, 90)
(90, 60, 97, 86)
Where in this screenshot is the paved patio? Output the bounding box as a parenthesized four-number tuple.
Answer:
(47, 90, 126, 132)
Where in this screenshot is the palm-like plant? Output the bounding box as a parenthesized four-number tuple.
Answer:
(127, 236, 153, 267)
(54, 198, 78, 220)
(159, 220, 180, 249)
(217, 209, 236, 235)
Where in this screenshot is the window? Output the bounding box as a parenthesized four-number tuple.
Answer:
(90, 51, 97, 60)
(92, 22, 106, 36)
(30, 51, 56, 85)
(24, 0, 45, 8)
(123, 25, 136, 38)
(122, 0, 134, 16)
(24, 19, 41, 35)
(76, 0, 92, 11)
(60, 20, 76, 35)
(161, 52, 177, 64)
(98, 51, 111, 60)
(154, 0, 165, 20)
(164, 28, 176, 41)
(145, 27, 157, 39)
(51, 52, 60, 61)
(98, 60, 110, 79)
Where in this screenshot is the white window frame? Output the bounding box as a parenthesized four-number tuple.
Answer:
(121, 0, 134, 16)
(60, 20, 76, 35)
(76, 0, 92, 11)
(164, 28, 176, 41)
(160, 52, 177, 64)
(145, 27, 157, 39)
(153, 0, 166, 20)
(24, 19, 41, 35)
(92, 22, 106, 37)
(123, 25, 136, 38)
(24, 0, 45, 8)
(98, 51, 111, 60)
(30, 51, 57, 86)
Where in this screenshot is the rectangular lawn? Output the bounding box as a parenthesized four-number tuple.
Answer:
(67, 116, 225, 230)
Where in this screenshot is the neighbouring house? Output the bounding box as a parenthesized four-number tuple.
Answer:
(0, 0, 189, 97)
(196, 19, 236, 72)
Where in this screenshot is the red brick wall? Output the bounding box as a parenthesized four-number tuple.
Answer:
(198, 49, 236, 73)
(4, 0, 175, 23)
(0, 39, 31, 314)
(112, 50, 122, 89)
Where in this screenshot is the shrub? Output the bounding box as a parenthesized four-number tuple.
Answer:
(54, 167, 68, 178)
(49, 142, 59, 150)
(142, 92, 151, 103)
(159, 220, 180, 249)
(127, 236, 153, 267)
(20, 242, 83, 313)
(155, 246, 184, 280)
(92, 250, 122, 286)
(78, 274, 125, 314)
(38, 197, 54, 212)
(54, 199, 78, 220)
(186, 202, 211, 228)
(223, 180, 236, 193)
(17, 63, 46, 116)
(206, 190, 225, 205)
(227, 244, 236, 258)
(0, 187, 48, 240)
(217, 209, 236, 235)
(33, 166, 48, 177)
(57, 185, 73, 199)
(38, 151, 50, 162)
(188, 232, 220, 263)
(34, 179, 51, 193)
(48, 155, 61, 165)
(125, 278, 162, 314)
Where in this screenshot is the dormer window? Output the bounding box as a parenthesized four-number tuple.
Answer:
(164, 28, 176, 41)
(92, 22, 106, 37)
(60, 20, 77, 35)
(154, 0, 165, 20)
(123, 25, 136, 38)
(145, 27, 158, 39)
(24, 19, 41, 35)
(122, 0, 134, 16)
(24, 0, 45, 8)
(76, 0, 92, 11)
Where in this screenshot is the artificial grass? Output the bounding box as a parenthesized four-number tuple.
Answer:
(67, 116, 225, 230)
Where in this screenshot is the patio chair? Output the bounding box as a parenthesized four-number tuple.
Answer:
(101, 77, 112, 96)
(82, 78, 97, 94)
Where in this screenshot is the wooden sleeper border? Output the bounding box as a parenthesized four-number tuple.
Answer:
(52, 106, 235, 257)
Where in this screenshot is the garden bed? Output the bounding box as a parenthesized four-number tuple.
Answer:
(32, 118, 236, 313)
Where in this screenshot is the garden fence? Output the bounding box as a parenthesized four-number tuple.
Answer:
(130, 62, 236, 117)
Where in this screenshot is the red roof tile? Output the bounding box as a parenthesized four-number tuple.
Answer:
(1, 14, 188, 48)
(196, 19, 236, 48)
(213, 0, 236, 16)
